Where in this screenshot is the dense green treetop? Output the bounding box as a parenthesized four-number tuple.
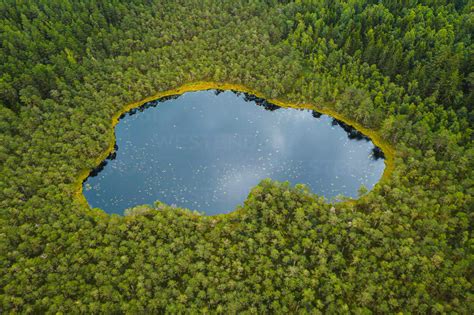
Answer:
(0, 0, 472, 313)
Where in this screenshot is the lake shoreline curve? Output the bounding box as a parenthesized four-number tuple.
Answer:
(73, 81, 396, 214)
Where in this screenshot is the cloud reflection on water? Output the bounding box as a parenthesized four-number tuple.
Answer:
(83, 90, 385, 215)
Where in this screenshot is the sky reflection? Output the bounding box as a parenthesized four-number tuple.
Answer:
(83, 90, 385, 215)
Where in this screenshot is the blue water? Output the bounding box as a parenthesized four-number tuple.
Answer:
(83, 90, 385, 215)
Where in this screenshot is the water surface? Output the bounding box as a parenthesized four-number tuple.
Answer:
(83, 90, 385, 215)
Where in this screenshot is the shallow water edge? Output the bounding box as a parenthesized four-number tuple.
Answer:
(73, 81, 395, 215)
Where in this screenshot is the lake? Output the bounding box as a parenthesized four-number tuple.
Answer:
(83, 90, 385, 215)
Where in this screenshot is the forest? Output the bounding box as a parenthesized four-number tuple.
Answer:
(0, 0, 472, 313)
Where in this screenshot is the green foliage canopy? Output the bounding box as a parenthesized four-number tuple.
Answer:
(0, 0, 472, 313)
